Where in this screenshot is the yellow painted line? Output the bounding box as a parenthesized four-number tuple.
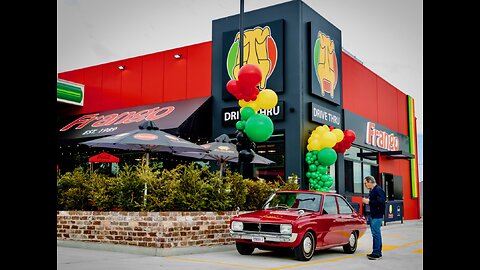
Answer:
(164, 256, 265, 269)
(165, 240, 423, 270)
(412, 248, 423, 253)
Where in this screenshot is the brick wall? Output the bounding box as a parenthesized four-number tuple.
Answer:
(57, 211, 243, 248)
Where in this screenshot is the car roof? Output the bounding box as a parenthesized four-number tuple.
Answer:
(276, 190, 341, 196)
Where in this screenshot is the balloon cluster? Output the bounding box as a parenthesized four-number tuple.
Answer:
(227, 64, 278, 151)
(305, 125, 356, 191)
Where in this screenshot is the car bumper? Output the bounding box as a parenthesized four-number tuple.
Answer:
(230, 229, 298, 243)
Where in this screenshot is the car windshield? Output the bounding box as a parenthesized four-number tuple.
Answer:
(263, 192, 322, 212)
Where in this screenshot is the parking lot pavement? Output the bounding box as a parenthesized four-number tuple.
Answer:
(58, 219, 423, 270)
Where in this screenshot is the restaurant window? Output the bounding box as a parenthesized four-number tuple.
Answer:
(344, 146, 379, 195)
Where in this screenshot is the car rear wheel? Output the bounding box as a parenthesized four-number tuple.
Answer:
(342, 231, 358, 254)
(293, 231, 315, 261)
(236, 242, 255, 255)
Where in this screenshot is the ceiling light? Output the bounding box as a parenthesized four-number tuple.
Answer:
(118, 65, 125, 70)
(173, 54, 182, 59)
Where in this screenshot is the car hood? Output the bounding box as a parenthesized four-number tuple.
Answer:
(233, 210, 309, 223)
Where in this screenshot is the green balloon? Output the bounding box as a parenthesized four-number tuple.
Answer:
(309, 164, 317, 171)
(317, 148, 337, 166)
(321, 174, 333, 182)
(244, 114, 274, 142)
(317, 164, 328, 174)
(235, 120, 245, 130)
(240, 107, 255, 121)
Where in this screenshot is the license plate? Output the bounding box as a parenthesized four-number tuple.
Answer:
(252, 236, 265, 243)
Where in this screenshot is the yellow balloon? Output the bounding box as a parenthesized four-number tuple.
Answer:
(331, 128, 344, 142)
(239, 99, 260, 112)
(322, 132, 337, 148)
(256, 89, 278, 110)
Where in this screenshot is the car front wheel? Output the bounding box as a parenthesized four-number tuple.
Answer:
(342, 231, 358, 254)
(236, 242, 255, 255)
(293, 231, 315, 261)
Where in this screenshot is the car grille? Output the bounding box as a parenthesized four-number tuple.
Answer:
(243, 222, 280, 233)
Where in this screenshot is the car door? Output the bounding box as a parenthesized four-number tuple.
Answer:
(319, 194, 343, 246)
(336, 196, 356, 243)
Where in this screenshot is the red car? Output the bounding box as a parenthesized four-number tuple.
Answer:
(230, 190, 367, 261)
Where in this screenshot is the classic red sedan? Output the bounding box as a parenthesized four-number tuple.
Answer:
(229, 190, 367, 261)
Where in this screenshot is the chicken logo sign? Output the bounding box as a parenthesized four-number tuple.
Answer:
(226, 26, 278, 90)
(314, 31, 338, 99)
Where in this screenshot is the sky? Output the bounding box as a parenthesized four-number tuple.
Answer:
(57, 0, 423, 180)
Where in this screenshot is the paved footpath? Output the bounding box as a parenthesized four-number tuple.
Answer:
(58, 219, 423, 270)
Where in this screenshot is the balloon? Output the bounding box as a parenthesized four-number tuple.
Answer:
(309, 164, 317, 171)
(322, 132, 337, 148)
(236, 120, 245, 130)
(316, 164, 328, 174)
(244, 114, 274, 142)
(331, 128, 344, 142)
(238, 64, 262, 88)
(256, 89, 278, 109)
(343, 129, 357, 143)
(317, 148, 337, 166)
(239, 99, 260, 112)
(226, 79, 241, 98)
(240, 106, 255, 121)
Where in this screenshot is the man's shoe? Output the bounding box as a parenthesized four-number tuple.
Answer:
(367, 254, 382, 260)
(366, 253, 373, 257)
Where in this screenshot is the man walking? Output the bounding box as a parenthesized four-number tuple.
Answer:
(362, 175, 386, 260)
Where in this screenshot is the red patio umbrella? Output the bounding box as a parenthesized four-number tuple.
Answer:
(88, 152, 120, 163)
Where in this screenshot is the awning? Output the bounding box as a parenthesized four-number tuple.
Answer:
(88, 152, 120, 163)
(357, 150, 415, 160)
(58, 96, 211, 142)
(380, 150, 415, 160)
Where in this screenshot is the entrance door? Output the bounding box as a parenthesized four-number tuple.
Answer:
(381, 173, 395, 201)
(393, 175, 403, 200)
(381, 173, 403, 201)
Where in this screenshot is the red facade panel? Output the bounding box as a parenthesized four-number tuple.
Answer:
(342, 53, 378, 122)
(83, 65, 103, 113)
(120, 56, 143, 108)
(186, 41, 212, 99)
(397, 92, 409, 135)
(164, 47, 188, 102)
(101, 61, 123, 111)
(376, 77, 399, 133)
(141, 52, 165, 104)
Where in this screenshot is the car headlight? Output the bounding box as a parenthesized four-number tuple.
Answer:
(280, 224, 292, 234)
(231, 221, 243, 231)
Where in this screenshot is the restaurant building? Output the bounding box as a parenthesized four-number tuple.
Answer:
(57, 0, 420, 220)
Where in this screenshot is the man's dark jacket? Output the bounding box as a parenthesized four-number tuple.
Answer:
(368, 185, 386, 218)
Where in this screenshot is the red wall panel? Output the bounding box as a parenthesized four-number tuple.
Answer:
(120, 56, 143, 108)
(342, 53, 378, 122)
(83, 65, 103, 113)
(377, 78, 399, 132)
(101, 61, 123, 111)
(164, 47, 188, 102)
(186, 41, 212, 99)
(141, 52, 165, 105)
(397, 92, 409, 135)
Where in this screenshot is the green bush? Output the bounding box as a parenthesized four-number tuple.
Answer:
(56, 162, 300, 212)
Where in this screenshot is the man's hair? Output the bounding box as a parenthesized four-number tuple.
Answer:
(364, 175, 376, 184)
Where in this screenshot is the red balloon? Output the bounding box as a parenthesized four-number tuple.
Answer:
(226, 79, 240, 96)
(238, 64, 262, 88)
(343, 129, 356, 143)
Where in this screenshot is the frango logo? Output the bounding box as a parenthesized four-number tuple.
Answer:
(226, 26, 278, 90)
(314, 31, 338, 98)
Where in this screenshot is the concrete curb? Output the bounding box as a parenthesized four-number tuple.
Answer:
(57, 240, 236, 257)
